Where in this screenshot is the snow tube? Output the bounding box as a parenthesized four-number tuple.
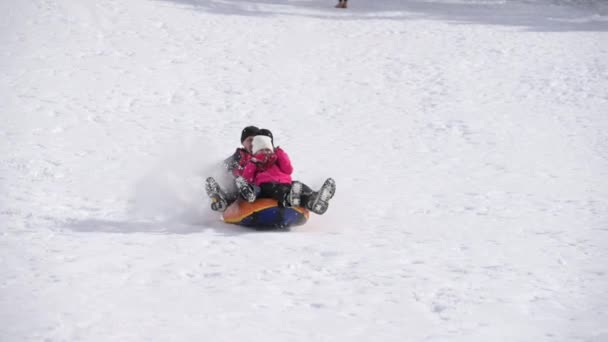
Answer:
(222, 198, 309, 229)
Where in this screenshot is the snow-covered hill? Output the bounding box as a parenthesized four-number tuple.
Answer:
(1, 0, 607, 341)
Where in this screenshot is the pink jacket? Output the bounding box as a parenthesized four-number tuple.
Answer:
(242, 147, 293, 186)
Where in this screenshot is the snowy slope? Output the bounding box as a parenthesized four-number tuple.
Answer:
(1, 0, 608, 341)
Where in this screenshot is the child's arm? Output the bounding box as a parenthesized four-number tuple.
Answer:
(223, 149, 240, 171)
(275, 147, 293, 175)
(241, 160, 257, 184)
(224, 148, 247, 177)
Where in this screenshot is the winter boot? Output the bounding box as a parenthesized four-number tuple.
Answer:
(288, 181, 303, 207)
(205, 177, 228, 212)
(306, 178, 336, 215)
(235, 176, 257, 203)
(335, 0, 347, 8)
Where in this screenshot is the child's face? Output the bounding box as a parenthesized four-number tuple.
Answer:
(242, 136, 254, 152)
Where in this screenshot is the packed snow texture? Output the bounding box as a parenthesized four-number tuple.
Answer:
(1, 0, 607, 341)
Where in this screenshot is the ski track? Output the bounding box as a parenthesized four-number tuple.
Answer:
(1, 0, 608, 341)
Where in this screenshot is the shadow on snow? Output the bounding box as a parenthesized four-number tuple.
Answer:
(151, 0, 608, 32)
(64, 217, 256, 236)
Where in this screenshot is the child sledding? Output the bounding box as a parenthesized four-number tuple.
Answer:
(205, 126, 336, 229)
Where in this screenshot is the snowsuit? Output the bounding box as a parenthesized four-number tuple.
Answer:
(241, 146, 320, 208)
(242, 147, 295, 205)
(231, 134, 333, 213)
(242, 147, 292, 186)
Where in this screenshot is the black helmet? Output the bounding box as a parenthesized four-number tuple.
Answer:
(240, 126, 259, 143)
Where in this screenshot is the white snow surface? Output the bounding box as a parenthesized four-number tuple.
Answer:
(1, 0, 608, 341)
